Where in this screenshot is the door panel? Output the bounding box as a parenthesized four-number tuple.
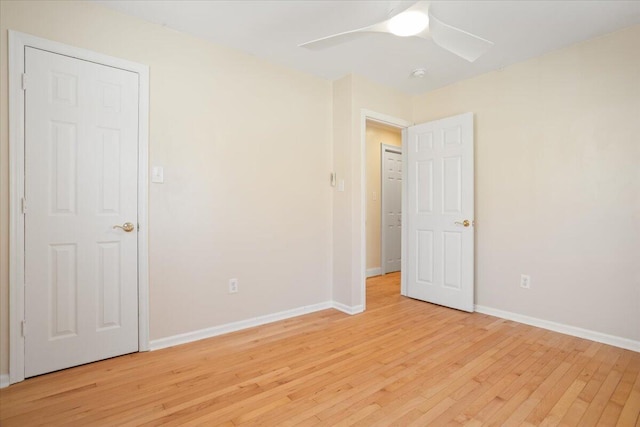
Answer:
(98, 242, 122, 330)
(417, 160, 433, 213)
(417, 230, 434, 283)
(50, 121, 78, 214)
(50, 243, 78, 338)
(404, 113, 474, 312)
(443, 156, 462, 213)
(24, 47, 139, 377)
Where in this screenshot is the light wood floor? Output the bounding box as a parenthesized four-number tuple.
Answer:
(1, 273, 639, 426)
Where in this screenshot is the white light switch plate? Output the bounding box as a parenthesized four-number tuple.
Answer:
(151, 166, 164, 183)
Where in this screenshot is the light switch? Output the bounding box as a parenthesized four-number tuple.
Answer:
(338, 179, 345, 192)
(151, 166, 164, 183)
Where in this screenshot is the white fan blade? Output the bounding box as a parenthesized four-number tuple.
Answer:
(428, 12, 494, 62)
(404, 1, 430, 15)
(299, 29, 371, 51)
(299, 22, 389, 51)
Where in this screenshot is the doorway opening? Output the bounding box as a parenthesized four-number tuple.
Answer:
(365, 121, 402, 278)
(361, 112, 411, 310)
(362, 112, 476, 312)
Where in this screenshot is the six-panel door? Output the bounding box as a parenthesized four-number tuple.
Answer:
(24, 47, 139, 377)
(405, 113, 474, 312)
(383, 148, 403, 274)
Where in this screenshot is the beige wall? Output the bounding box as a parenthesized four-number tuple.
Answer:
(0, 0, 333, 375)
(365, 123, 401, 271)
(332, 75, 412, 307)
(2, 0, 637, 380)
(412, 25, 640, 341)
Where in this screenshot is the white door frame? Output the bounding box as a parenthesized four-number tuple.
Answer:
(380, 143, 402, 275)
(360, 110, 412, 310)
(8, 31, 150, 384)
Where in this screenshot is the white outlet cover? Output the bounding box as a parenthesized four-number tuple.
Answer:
(229, 278, 238, 293)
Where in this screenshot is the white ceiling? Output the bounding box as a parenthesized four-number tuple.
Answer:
(95, 0, 640, 95)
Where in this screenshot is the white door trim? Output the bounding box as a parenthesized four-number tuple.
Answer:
(360, 110, 412, 311)
(380, 143, 402, 275)
(8, 30, 150, 384)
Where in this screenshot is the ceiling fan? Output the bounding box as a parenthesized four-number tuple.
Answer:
(299, 1, 493, 62)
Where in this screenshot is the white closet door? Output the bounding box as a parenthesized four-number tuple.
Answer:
(382, 148, 402, 274)
(24, 47, 140, 377)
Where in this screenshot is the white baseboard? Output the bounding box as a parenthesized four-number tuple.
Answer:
(0, 374, 9, 389)
(475, 305, 640, 353)
(366, 268, 382, 278)
(150, 301, 334, 351)
(332, 302, 364, 315)
(149, 300, 368, 351)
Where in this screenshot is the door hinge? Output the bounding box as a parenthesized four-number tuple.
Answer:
(21, 73, 27, 90)
(21, 197, 27, 214)
(21, 320, 26, 337)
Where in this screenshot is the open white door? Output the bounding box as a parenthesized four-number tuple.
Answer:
(403, 113, 474, 312)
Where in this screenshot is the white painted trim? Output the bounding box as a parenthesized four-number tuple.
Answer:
(360, 110, 412, 313)
(8, 30, 26, 387)
(136, 49, 151, 353)
(380, 143, 402, 276)
(475, 305, 640, 353)
(400, 129, 408, 296)
(8, 31, 150, 384)
(150, 302, 334, 351)
(149, 301, 367, 351)
(366, 267, 382, 278)
(333, 302, 365, 315)
(0, 374, 9, 389)
(362, 110, 413, 129)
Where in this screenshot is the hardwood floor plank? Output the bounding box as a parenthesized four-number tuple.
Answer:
(1, 272, 639, 426)
(617, 371, 640, 426)
(525, 349, 591, 424)
(579, 351, 631, 426)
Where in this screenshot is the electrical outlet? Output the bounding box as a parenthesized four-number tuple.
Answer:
(229, 278, 238, 294)
(520, 274, 531, 289)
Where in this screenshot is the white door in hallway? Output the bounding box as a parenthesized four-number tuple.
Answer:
(404, 113, 475, 312)
(382, 146, 402, 274)
(24, 47, 140, 377)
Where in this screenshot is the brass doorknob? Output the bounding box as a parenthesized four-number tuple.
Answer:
(113, 222, 135, 232)
(454, 220, 471, 227)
